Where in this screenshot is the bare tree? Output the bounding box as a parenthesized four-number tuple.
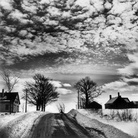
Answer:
(74, 76, 104, 108)
(0, 68, 18, 92)
(57, 103, 65, 114)
(23, 74, 59, 111)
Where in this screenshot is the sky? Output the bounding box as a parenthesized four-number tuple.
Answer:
(0, 0, 138, 112)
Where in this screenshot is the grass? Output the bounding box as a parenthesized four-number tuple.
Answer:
(89, 109, 138, 122)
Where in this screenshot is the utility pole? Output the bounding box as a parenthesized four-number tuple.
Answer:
(78, 90, 79, 109)
(25, 89, 27, 112)
(10, 99, 11, 114)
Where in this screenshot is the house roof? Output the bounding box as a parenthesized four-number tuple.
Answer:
(89, 101, 101, 105)
(133, 101, 138, 104)
(123, 98, 130, 103)
(87, 101, 102, 108)
(105, 97, 118, 104)
(0, 92, 20, 104)
(105, 96, 130, 105)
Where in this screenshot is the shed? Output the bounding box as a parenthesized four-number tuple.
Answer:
(87, 101, 102, 109)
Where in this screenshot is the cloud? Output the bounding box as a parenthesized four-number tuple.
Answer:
(132, 94, 138, 96)
(0, 0, 12, 10)
(56, 88, 72, 95)
(118, 53, 138, 76)
(49, 80, 72, 95)
(0, 0, 137, 68)
(103, 80, 127, 92)
(13, 63, 119, 79)
(49, 80, 62, 88)
(63, 83, 72, 87)
(123, 77, 138, 86)
(0, 0, 138, 90)
(103, 78, 138, 96)
(49, 80, 72, 88)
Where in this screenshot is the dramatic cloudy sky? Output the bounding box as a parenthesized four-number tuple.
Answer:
(0, 0, 138, 112)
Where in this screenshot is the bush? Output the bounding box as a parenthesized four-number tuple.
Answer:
(118, 109, 133, 121)
(57, 103, 65, 113)
(107, 109, 136, 122)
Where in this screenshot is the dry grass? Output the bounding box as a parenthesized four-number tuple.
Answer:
(93, 109, 138, 122)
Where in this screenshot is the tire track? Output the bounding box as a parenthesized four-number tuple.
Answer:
(30, 113, 54, 138)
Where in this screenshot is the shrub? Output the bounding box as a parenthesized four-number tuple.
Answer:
(57, 103, 65, 113)
(106, 109, 136, 122)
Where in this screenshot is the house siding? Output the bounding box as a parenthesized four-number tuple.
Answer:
(13, 102, 19, 113)
(0, 102, 10, 112)
(0, 92, 20, 113)
(0, 102, 19, 113)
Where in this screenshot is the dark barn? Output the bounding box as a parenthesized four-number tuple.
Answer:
(79, 97, 102, 109)
(87, 101, 102, 109)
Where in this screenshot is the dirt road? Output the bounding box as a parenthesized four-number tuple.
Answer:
(0, 111, 134, 138)
(29, 113, 92, 138)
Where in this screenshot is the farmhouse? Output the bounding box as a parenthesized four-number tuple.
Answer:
(105, 92, 138, 109)
(0, 89, 20, 113)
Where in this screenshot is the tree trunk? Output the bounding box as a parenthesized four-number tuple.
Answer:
(38, 105, 40, 110)
(36, 105, 38, 111)
(41, 104, 43, 111)
(44, 104, 45, 112)
(43, 103, 45, 111)
(41, 102, 45, 111)
(85, 93, 89, 108)
(44, 104, 46, 112)
(36, 104, 40, 111)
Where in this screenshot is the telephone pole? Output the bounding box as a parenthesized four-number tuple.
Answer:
(78, 90, 80, 109)
(25, 89, 27, 112)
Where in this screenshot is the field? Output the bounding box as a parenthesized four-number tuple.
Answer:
(78, 109, 138, 138)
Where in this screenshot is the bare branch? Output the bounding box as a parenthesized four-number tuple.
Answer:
(74, 76, 104, 108)
(0, 68, 19, 92)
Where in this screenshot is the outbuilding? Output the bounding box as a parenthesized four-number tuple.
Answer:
(87, 101, 102, 109)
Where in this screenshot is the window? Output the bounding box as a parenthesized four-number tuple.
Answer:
(5, 104, 9, 110)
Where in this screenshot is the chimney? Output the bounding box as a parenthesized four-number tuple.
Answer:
(2, 89, 4, 97)
(118, 92, 121, 97)
(109, 95, 112, 99)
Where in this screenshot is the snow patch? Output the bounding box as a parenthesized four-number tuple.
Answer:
(78, 109, 138, 138)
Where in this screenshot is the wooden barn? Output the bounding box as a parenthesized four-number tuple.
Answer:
(87, 101, 102, 109)
(105, 92, 138, 109)
(0, 89, 20, 113)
